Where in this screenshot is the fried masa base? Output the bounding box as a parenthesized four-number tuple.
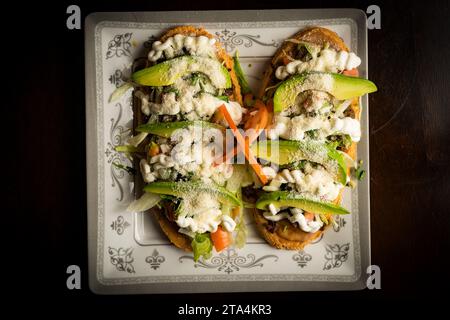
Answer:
(153, 209, 192, 252)
(252, 193, 342, 250)
(254, 27, 359, 250)
(136, 26, 243, 252)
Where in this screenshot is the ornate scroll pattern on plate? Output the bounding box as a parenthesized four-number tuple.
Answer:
(333, 215, 347, 232)
(323, 243, 350, 270)
(215, 29, 279, 52)
(179, 248, 278, 274)
(108, 247, 135, 273)
(109, 69, 124, 88)
(292, 250, 312, 268)
(110, 216, 130, 235)
(105, 102, 129, 201)
(106, 33, 133, 59)
(145, 249, 166, 270)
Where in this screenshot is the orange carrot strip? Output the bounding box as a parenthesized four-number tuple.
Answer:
(218, 104, 268, 185)
(343, 68, 359, 77)
(211, 226, 232, 252)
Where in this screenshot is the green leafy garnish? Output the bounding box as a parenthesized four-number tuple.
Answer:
(233, 51, 251, 94)
(112, 162, 136, 175)
(115, 145, 140, 153)
(305, 129, 320, 140)
(191, 233, 213, 261)
(160, 194, 177, 201)
(341, 135, 352, 149)
(189, 72, 209, 87)
(279, 160, 307, 171)
(163, 86, 179, 95)
(216, 95, 229, 102)
(233, 188, 247, 249)
(355, 160, 366, 181)
(328, 134, 352, 150)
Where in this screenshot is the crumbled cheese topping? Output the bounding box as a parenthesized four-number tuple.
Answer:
(275, 49, 361, 80)
(262, 163, 343, 201)
(148, 34, 217, 62)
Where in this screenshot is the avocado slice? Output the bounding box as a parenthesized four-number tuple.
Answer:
(144, 181, 242, 207)
(255, 191, 349, 215)
(250, 140, 348, 184)
(273, 71, 377, 112)
(132, 56, 232, 89)
(136, 121, 224, 138)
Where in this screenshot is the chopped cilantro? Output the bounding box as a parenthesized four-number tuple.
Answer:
(112, 162, 136, 175)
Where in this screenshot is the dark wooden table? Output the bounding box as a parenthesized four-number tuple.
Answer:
(10, 0, 449, 308)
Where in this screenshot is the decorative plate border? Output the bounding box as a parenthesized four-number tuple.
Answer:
(86, 9, 370, 293)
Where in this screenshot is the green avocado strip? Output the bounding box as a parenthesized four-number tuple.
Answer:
(250, 140, 348, 185)
(255, 191, 349, 215)
(144, 181, 242, 207)
(132, 56, 232, 88)
(273, 71, 377, 112)
(136, 121, 225, 138)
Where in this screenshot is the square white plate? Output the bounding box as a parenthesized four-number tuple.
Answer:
(85, 9, 371, 294)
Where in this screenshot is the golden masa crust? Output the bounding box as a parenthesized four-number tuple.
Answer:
(253, 192, 343, 250)
(154, 209, 192, 252)
(255, 27, 358, 250)
(142, 26, 243, 251)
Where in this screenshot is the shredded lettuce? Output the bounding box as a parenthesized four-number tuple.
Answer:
(335, 99, 352, 116)
(234, 214, 247, 249)
(233, 51, 251, 94)
(127, 132, 148, 147)
(243, 201, 255, 209)
(234, 216, 247, 249)
(355, 160, 366, 181)
(126, 192, 161, 212)
(191, 233, 213, 262)
(337, 150, 356, 168)
(109, 82, 133, 103)
(233, 188, 247, 249)
(115, 145, 139, 153)
(299, 42, 321, 59)
(226, 164, 253, 193)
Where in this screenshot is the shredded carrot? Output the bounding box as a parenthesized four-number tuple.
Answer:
(211, 226, 232, 252)
(211, 109, 225, 124)
(218, 104, 268, 185)
(148, 142, 160, 157)
(243, 93, 255, 107)
(231, 206, 241, 219)
(343, 68, 359, 77)
(244, 100, 269, 133)
(218, 100, 272, 169)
